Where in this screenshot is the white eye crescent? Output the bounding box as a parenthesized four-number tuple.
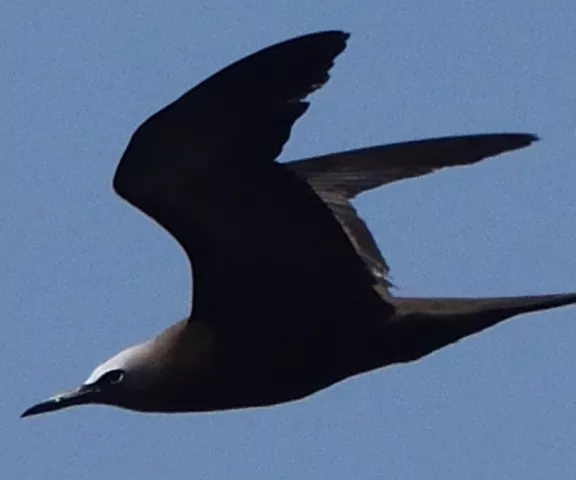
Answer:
(101, 370, 125, 385)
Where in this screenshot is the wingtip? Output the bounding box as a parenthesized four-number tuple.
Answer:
(336, 30, 351, 44)
(518, 132, 540, 145)
(316, 29, 350, 38)
(497, 132, 539, 144)
(490, 132, 539, 149)
(520, 133, 539, 144)
(306, 30, 351, 47)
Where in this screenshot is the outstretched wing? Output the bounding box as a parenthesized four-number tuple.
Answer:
(289, 133, 538, 291)
(113, 31, 394, 328)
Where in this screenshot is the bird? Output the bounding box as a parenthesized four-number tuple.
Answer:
(22, 30, 576, 418)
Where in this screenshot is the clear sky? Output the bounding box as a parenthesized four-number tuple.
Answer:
(2, 1, 575, 478)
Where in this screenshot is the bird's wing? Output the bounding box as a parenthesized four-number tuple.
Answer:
(288, 133, 538, 291)
(113, 31, 394, 328)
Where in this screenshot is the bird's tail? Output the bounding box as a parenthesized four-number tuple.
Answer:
(380, 293, 576, 364)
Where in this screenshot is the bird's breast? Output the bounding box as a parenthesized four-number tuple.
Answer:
(142, 316, 386, 412)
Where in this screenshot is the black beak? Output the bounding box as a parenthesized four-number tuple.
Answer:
(21, 384, 100, 418)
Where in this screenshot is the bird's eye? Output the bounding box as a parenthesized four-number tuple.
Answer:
(99, 369, 125, 385)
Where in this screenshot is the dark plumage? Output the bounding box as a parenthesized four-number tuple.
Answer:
(22, 31, 575, 419)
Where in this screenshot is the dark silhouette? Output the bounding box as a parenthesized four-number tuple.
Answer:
(22, 31, 575, 418)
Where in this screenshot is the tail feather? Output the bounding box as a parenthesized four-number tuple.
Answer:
(380, 293, 576, 364)
(393, 293, 576, 317)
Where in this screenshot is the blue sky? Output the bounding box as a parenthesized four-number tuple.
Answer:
(2, 1, 576, 478)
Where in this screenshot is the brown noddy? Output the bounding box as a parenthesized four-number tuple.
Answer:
(22, 31, 576, 418)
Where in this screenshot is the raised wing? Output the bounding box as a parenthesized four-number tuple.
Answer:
(113, 31, 394, 327)
(288, 133, 538, 290)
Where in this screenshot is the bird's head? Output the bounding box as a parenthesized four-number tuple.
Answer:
(21, 342, 154, 418)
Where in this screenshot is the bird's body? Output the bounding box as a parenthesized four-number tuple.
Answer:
(22, 30, 575, 418)
(123, 317, 373, 413)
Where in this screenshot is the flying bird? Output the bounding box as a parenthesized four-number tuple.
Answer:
(22, 31, 576, 418)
